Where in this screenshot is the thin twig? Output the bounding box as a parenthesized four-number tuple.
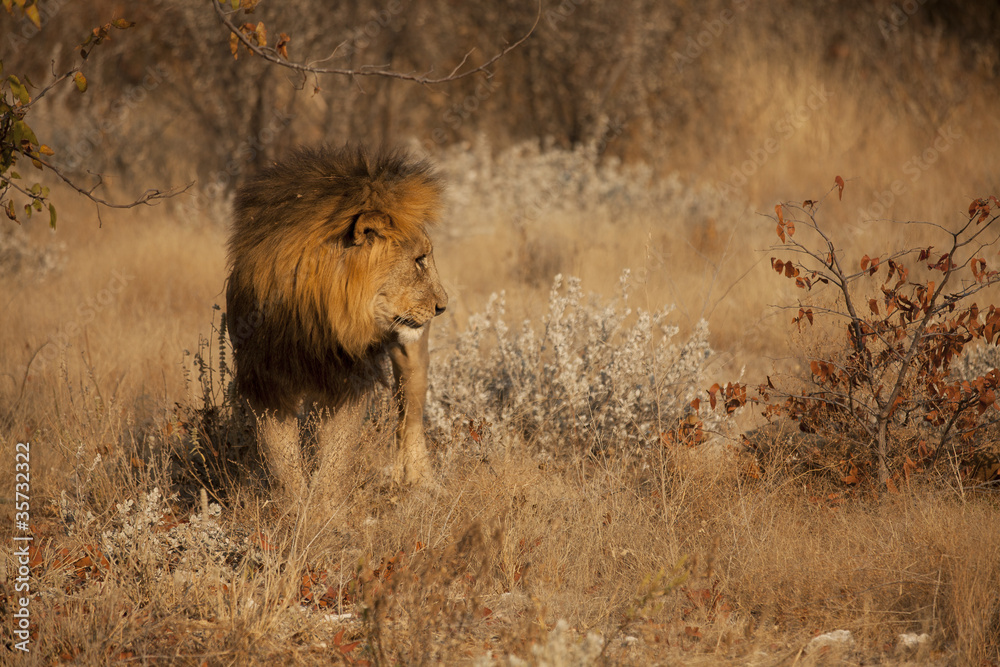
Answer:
(28, 155, 193, 209)
(212, 0, 540, 84)
(22, 67, 79, 110)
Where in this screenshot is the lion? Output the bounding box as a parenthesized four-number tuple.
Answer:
(225, 145, 448, 503)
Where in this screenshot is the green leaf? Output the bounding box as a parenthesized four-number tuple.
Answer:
(48, 202, 56, 229)
(11, 120, 38, 148)
(24, 3, 40, 28)
(73, 71, 87, 93)
(32, 198, 42, 211)
(11, 120, 39, 148)
(4, 199, 16, 221)
(8, 75, 30, 105)
(231, 0, 239, 9)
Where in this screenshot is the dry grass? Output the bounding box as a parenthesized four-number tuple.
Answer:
(3, 197, 1000, 664)
(4, 2, 1000, 664)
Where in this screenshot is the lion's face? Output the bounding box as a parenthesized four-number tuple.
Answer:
(372, 229, 448, 345)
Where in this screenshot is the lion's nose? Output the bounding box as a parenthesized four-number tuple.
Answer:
(435, 288, 448, 316)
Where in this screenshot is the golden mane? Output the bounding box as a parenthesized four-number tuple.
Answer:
(225, 145, 443, 411)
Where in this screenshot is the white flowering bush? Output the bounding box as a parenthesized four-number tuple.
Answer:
(60, 487, 262, 580)
(951, 341, 1000, 382)
(425, 135, 726, 239)
(476, 619, 605, 667)
(0, 223, 65, 279)
(428, 272, 715, 455)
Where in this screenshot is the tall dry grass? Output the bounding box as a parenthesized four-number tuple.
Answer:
(3, 204, 1000, 663)
(3, 1, 1000, 664)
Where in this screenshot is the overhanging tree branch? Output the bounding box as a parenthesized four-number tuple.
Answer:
(28, 155, 191, 209)
(211, 0, 540, 85)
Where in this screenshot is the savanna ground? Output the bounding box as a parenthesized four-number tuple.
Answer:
(2, 1, 1000, 664)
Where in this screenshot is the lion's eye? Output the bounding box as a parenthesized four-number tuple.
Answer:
(415, 254, 428, 269)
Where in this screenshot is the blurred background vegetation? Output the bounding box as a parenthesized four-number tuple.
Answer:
(3, 5, 1000, 661)
(3, 0, 998, 211)
(4, 0, 1000, 412)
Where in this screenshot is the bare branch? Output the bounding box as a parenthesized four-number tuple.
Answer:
(0, 173, 42, 201)
(22, 67, 79, 110)
(212, 0, 540, 84)
(28, 155, 193, 209)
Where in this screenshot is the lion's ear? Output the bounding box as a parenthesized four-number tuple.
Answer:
(352, 211, 392, 246)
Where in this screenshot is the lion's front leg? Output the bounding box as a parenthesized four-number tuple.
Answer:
(256, 411, 307, 504)
(312, 399, 364, 507)
(387, 325, 434, 485)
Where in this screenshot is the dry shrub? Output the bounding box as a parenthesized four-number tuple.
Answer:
(428, 272, 716, 458)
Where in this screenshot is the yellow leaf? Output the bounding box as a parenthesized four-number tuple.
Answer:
(24, 2, 40, 28)
(39, 144, 54, 156)
(73, 71, 87, 93)
(8, 74, 30, 105)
